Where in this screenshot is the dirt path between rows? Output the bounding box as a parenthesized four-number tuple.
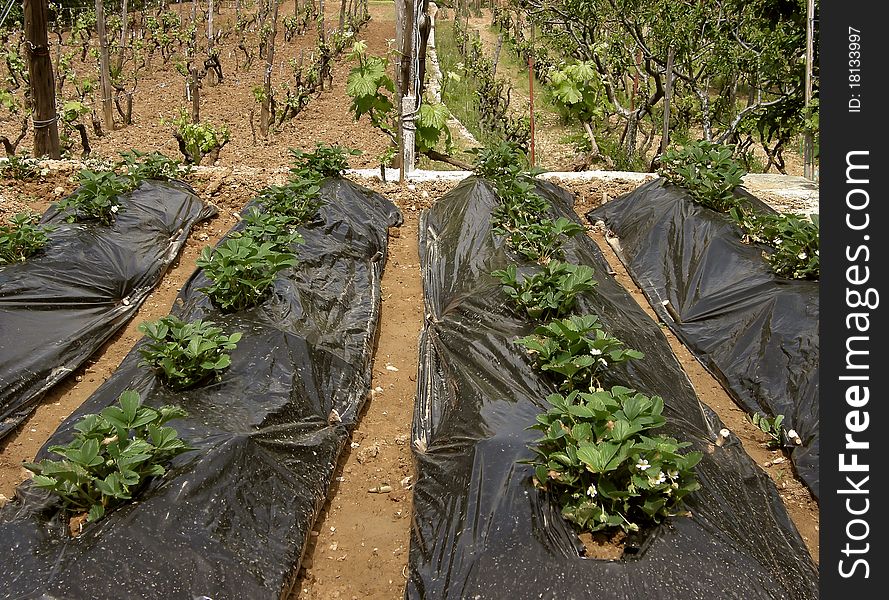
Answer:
(294, 207, 422, 600)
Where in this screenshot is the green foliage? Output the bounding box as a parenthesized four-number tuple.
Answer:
(289, 143, 361, 179)
(346, 42, 396, 135)
(196, 236, 296, 312)
(516, 315, 644, 392)
(239, 207, 306, 251)
(0, 89, 20, 114)
(448, 17, 530, 150)
(493, 261, 597, 321)
(548, 61, 607, 124)
(257, 178, 323, 217)
(0, 212, 54, 264)
(170, 111, 230, 165)
(416, 102, 454, 153)
(750, 412, 787, 450)
(470, 139, 537, 181)
(659, 141, 746, 211)
(56, 170, 130, 225)
(138, 316, 241, 390)
(61, 100, 91, 125)
(472, 141, 579, 264)
(24, 390, 191, 524)
(346, 41, 454, 156)
(523, 0, 812, 170)
(731, 208, 819, 280)
(117, 150, 187, 184)
(528, 387, 702, 533)
(495, 216, 585, 264)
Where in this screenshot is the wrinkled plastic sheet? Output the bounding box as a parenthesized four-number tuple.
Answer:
(408, 176, 817, 599)
(0, 177, 401, 600)
(0, 180, 215, 441)
(587, 180, 819, 497)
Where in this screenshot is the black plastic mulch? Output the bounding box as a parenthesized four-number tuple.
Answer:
(0, 180, 215, 441)
(587, 179, 819, 497)
(0, 177, 401, 600)
(408, 176, 817, 599)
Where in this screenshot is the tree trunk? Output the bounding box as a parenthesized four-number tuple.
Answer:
(697, 82, 712, 141)
(95, 0, 115, 130)
(625, 112, 638, 160)
(116, 0, 129, 73)
(582, 121, 600, 157)
(261, 0, 280, 137)
(189, 2, 200, 122)
(660, 47, 674, 155)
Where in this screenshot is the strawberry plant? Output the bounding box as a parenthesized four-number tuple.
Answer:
(0, 212, 54, 264)
(516, 315, 644, 392)
(750, 412, 788, 450)
(0, 153, 41, 180)
(289, 143, 361, 180)
(470, 139, 539, 181)
(528, 386, 701, 533)
(55, 170, 131, 225)
(239, 208, 306, 251)
(495, 216, 585, 264)
(475, 141, 582, 263)
(257, 177, 323, 222)
(493, 261, 597, 321)
(117, 150, 187, 184)
(196, 236, 296, 312)
(731, 207, 819, 280)
(658, 141, 746, 212)
(138, 316, 242, 391)
(23, 390, 191, 525)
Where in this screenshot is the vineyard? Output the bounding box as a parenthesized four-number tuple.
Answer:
(1, 1, 818, 599)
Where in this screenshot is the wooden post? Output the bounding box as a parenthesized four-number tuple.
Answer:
(23, 0, 61, 159)
(660, 47, 674, 155)
(95, 0, 115, 130)
(803, 0, 815, 179)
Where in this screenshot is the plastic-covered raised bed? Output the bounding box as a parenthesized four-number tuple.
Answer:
(0, 180, 215, 440)
(587, 180, 819, 497)
(408, 176, 817, 599)
(0, 176, 401, 599)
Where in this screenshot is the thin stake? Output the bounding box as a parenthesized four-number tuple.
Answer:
(528, 22, 535, 166)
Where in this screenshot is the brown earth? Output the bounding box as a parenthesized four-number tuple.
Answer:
(1, 3, 817, 597)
